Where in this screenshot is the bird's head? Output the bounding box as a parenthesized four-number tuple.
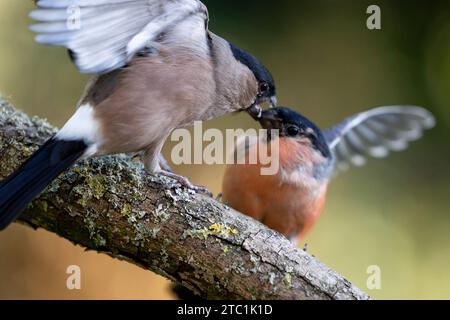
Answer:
(229, 43, 277, 118)
(258, 107, 332, 160)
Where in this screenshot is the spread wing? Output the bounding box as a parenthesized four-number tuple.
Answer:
(324, 106, 436, 172)
(30, 0, 209, 74)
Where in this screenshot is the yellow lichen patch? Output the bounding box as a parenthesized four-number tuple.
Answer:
(209, 223, 222, 234)
(283, 273, 292, 288)
(22, 145, 34, 158)
(121, 204, 132, 216)
(72, 166, 83, 175)
(183, 228, 212, 240)
(208, 223, 239, 237)
(183, 223, 239, 241)
(85, 175, 106, 199)
(70, 164, 108, 206)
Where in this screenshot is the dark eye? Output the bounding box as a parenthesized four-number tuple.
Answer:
(286, 126, 300, 137)
(259, 83, 270, 93)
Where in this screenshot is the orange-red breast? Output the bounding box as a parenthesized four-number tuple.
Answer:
(222, 106, 435, 245)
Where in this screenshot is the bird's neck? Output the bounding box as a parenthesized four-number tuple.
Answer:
(203, 33, 258, 120)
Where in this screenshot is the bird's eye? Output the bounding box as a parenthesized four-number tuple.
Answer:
(259, 83, 270, 93)
(286, 126, 300, 137)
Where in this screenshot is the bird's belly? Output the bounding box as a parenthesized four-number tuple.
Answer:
(93, 51, 215, 154)
(260, 186, 327, 241)
(222, 163, 328, 242)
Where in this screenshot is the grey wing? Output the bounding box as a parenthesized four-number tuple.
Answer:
(324, 106, 436, 172)
(30, 0, 209, 74)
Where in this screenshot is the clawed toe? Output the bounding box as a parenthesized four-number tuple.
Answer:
(159, 170, 212, 197)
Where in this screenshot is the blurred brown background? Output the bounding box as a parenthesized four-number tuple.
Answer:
(0, 0, 449, 299)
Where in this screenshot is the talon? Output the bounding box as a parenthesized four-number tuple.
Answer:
(159, 170, 212, 196)
(194, 185, 213, 197)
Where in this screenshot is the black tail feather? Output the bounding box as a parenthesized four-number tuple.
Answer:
(0, 138, 87, 230)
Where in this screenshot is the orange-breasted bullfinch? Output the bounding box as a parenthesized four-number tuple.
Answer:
(222, 106, 435, 245)
(0, 0, 277, 230)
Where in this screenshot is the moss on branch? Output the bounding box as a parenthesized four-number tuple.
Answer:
(0, 98, 370, 300)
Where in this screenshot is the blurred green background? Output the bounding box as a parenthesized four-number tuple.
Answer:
(0, 0, 449, 299)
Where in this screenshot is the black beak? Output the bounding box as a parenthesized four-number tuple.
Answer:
(269, 96, 277, 108)
(258, 108, 282, 130)
(246, 95, 278, 120)
(247, 103, 263, 120)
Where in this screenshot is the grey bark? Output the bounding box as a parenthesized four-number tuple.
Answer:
(0, 98, 370, 300)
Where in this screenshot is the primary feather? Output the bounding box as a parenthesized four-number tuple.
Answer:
(30, 0, 208, 74)
(324, 106, 436, 172)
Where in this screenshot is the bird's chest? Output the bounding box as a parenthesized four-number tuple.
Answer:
(254, 173, 328, 241)
(257, 172, 326, 214)
(246, 140, 329, 239)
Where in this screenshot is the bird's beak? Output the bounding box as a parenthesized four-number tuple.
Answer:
(246, 95, 278, 120)
(247, 103, 263, 120)
(269, 96, 277, 108)
(258, 108, 282, 130)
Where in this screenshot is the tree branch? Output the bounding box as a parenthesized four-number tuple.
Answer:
(0, 98, 370, 300)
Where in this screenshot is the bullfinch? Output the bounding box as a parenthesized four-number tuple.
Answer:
(0, 0, 277, 230)
(222, 106, 435, 245)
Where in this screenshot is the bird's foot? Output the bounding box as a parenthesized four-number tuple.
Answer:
(159, 170, 212, 196)
(215, 192, 223, 202)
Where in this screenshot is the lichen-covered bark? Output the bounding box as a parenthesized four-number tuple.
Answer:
(0, 99, 370, 300)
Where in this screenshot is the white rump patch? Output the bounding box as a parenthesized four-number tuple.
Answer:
(56, 104, 100, 157)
